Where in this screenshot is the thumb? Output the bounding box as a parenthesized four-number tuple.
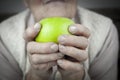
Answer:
(23, 23, 41, 42)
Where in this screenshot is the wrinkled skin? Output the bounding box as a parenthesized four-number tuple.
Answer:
(24, 0, 90, 80)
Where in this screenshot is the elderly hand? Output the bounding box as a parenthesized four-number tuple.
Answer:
(57, 24, 90, 80)
(24, 23, 64, 80)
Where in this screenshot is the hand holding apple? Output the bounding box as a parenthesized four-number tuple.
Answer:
(24, 17, 90, 80)
(23, 23, 64, 80)
(57, 24, 90, 80)
(34, 17, 90, 80)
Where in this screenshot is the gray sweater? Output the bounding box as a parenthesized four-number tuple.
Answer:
(0, 7, 119, 80)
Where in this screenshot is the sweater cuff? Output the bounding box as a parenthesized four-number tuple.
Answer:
(83, 67, 91, 80)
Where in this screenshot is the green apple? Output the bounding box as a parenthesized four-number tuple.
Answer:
(35, 17, 74, 43)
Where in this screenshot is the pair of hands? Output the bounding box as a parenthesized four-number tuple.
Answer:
(24, 23, 90, 80)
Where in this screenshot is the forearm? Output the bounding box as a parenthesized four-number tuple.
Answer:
(26, 68, 51, 80)
(61, 68, 85, 80)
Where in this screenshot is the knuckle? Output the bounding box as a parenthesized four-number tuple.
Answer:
(83, 27, 91, 38)
(43, 43, 57, 53)
(84, 39, 89, 47)
(58, 35, 68, 44)
(31, 55, 38, 64)
(59, 45, 66, 53)
(86, 28, 91, 37)
(76, 50, 88, 62)
(28, 54, 33, 63)
(27, 42, 32, 53)
(48, 54, 62, 61)
(81, 37, 88, 49)
(27, 42, 35, 53)
(82, 51, 88, 61)
(25, 28, 34, 39)
(26, 27, 34, 35)
(77, 25, 85, 34)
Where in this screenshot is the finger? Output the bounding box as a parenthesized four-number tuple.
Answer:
(69, 24, 90, 38)
(58, 35, 88, 49)
(23, 23, 41, 41)
(57, 59, 83, 71)
(27, 42, 58, 54)
(32, 61, 57, 71)
(59, 45, 88, 62)
(30, 53, 64, 64)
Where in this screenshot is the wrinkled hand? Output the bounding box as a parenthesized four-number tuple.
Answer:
(57, 24, 90, 80)
(24, 23, 64, 80)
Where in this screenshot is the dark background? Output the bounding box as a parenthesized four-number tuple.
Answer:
(0, 0, 120, 79)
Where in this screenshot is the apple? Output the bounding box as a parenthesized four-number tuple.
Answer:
(35, 17, 74, 43)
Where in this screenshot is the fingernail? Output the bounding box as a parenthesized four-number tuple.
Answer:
(34, 23, 41, 32)
(57, 60, 62, 64)
(69, 26, 77, 34)
(58, 53, 64, 58)
(58, 36, 66, 44)
(51, 44, 58, 52)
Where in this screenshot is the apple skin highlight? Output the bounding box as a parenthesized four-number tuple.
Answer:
(35, 17, 74, 43)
